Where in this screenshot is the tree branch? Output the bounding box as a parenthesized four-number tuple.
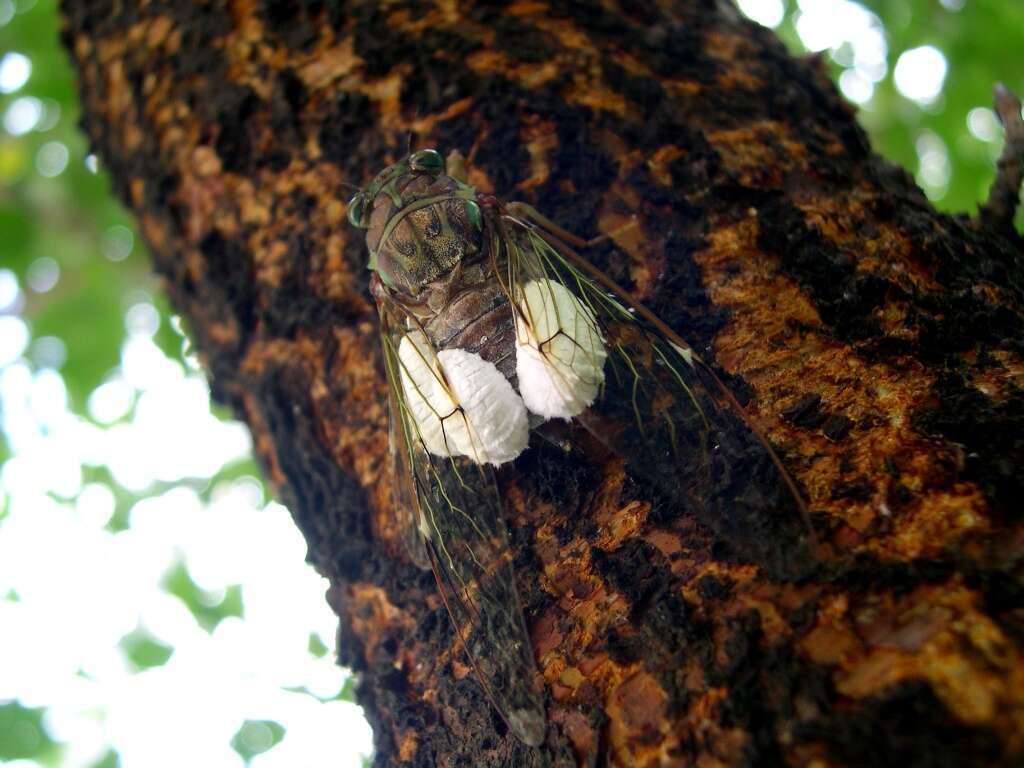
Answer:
(979, 83, 1024, 231)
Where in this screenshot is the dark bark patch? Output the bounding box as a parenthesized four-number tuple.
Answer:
(651, 229, 723, 353)
(965, 566, 1024, 646)
(781, 393, 825, 429)
(199, 230, 257, 349)
(696, 574, 732, 601)
(259, 0, 320, 50)
(822, 414, 853, 441)
(318, 89, 377, 181)
(517, 439, 601, 510)
(594, 539, 671, 618)
(601, 60, 665, 112)
(829, 555, 955, 597)
(809, 680, 1003, 768)
(716, 626, 833, 766)
(257, 364, 376, 579)
(211, 84, 262, 174)
(399, 39, 482, 115)
(758, 197, 890, 342)
(911, 372, 1024, 521)
(491, 17, 556, 64)
(533, 109, 617, 230)
(350, 4, 403, 78)
(831, 480, 873, 502)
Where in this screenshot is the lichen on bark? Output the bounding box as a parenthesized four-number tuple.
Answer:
(63, 2, 1024, 766)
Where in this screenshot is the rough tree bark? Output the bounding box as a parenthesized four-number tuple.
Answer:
(62, 2, 1024, 766)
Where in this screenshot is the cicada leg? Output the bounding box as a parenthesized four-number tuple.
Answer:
(445, 149, 469, 184)
(505, 201, 640, 250)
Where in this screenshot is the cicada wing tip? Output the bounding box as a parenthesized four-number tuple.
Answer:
(508, 706, 546, 747)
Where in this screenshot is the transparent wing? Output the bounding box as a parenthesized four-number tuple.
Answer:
(494, 207, 815, 580)
(384, 349, 431, 571)
(376, 297, 547, 746)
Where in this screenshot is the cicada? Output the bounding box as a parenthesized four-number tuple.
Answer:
(346, 148, 814, 746)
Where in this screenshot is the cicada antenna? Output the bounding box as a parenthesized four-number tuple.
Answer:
(340, 181, 361, 194)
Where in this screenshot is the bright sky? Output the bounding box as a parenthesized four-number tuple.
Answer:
(0, 296, 373, 767)
(734, 0, 986, 202)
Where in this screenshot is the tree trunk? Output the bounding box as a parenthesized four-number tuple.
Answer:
(62, 2, 1024, 766)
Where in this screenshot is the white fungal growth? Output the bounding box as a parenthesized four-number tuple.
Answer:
(515, 279, 607, 420)
(398, 330, 529, 465)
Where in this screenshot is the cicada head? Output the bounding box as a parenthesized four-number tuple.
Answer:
(347, 149, 484, 296)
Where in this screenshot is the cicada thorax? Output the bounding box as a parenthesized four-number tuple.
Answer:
(366, 173, 483, 297)
(367, 172, 520, 382)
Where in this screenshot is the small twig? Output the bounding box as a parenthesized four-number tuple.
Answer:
(978, 83, 1024, 231)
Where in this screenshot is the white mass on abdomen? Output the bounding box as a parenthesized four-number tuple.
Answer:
(515, 279, 607, 420)
(398, 330, 529, 465)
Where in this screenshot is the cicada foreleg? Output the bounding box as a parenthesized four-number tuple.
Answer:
(504, 201, 641, 251)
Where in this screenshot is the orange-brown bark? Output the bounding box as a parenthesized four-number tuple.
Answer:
(63, 2, 1024, 766)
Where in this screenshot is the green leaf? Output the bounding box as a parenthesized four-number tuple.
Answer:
(161, 563, 244, 632)
(88, 749, 122, 768)
(338, 676, 357, 703)
(308, 632, 329, 658)
(0, 700, 60, 761)
(120, 629, 174, 670)
(230, 719, 285, 762)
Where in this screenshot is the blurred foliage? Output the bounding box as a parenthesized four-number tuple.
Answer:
(0, 701, 59, 762)
(162, 562, 245, 632)
(230, 720, 286, 763)
(88, 750, 121, 768)
(308, 631, 330, 658)
(774, 0, 1023, 229)
(0, 0, 188, 418)
(120, 629, 175, 671)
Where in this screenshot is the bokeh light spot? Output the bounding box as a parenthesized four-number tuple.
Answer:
(125, 302, 160, 337)
(0, 51, 30, 93)
(0, 315, 29, 365)
(102, 225, 134, 262)
(28, 336, 67, 369)
(839, 69, 874, 104)
(3, 96, 42, 135)
(25, 257, 59, 293)
(75, 483, 116, 528)
(967, 107, 1001, 143)
(0, 268, 21, 312)
(894, 45, 948, 104)
(35, 141, 69, 177)
(737, 0, 784, 28)
(87, 377, 134, 424)
(34, 99, 60, 132)
(915, 130, 951, 199)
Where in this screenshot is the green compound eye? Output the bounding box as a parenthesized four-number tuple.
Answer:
(465, 199, 482, 230)
(347, 194, 367, 228)
(409, 149, 444, 173)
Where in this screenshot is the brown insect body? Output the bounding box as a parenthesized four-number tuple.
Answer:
(365, 168, 518, 379)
